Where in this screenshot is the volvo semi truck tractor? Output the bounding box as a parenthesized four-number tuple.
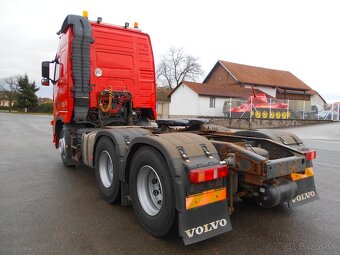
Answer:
(41, 12, 318, 245)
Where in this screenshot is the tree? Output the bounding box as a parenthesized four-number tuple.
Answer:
(0, 76, 19, 112)
(16, 74, 39, 111)
(156, 47, 204, 89)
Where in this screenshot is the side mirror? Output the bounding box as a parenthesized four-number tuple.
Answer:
(41, 78, 49, 86)
(42, 61, 50, 79)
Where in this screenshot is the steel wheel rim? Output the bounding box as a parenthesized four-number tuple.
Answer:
(59, 137, 66, 159)
(137, 165, 163, 216)
(99, 150, 114, 188)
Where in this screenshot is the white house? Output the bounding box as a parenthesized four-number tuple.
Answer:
(168, 81, 265, 118)
(168, 60, 326, 118)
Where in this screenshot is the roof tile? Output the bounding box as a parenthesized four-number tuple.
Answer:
(219, 61, 312, 91)
(169, 81, 271, 99)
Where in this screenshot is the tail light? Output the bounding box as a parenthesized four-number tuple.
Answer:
(189, 165, 228, 183)
(305, 150, 316, 160)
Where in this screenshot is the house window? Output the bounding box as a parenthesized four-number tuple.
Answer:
(209, 97, 216, 108)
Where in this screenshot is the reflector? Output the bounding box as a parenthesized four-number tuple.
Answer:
(83, 11, 88, 19)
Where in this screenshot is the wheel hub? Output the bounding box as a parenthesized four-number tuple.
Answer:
(99, 150, 114, 188)
(59, 137, 66, 159)
(137, 166, 163, 216)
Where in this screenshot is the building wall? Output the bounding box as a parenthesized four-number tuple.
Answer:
(289, 100, 312, 112)
(205, 64, 314, 103)
(244, 85, 276, 97)
(310, 95, 326, 112)
(169, 84, 227, 118)
(0, 100, 12, 107)
(204, 65, 238, 87)
(276, 92, 311, 101)
(156, 101, 169, 119)
(169, 84, 199, 117)
(197, 96, 225, 117)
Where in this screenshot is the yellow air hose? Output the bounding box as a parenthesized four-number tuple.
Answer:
(99, 87, 113, 113)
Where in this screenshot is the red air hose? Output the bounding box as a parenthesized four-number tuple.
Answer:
(109, 96, 126, 115)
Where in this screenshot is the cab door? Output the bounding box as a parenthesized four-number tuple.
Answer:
(53, 31, 72, 123)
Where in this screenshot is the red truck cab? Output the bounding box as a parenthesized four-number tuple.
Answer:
(42, 15, 157, 146)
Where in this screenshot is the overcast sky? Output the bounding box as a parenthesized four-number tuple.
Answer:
(0, 0, 339, 102)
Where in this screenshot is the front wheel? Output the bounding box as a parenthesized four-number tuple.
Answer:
(129, 146, 176, 237)
(59, 126, 75, 167)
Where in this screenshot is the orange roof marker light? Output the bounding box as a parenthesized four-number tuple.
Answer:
(134, 22, 139, 29)
(83, 10, 88, 19)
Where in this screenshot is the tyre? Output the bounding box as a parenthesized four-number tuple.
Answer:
(262, 110, 268, 119)
(95, 137, 120, 203)
(255, 110, 261, 118)
(129, 146, 176, 237)
(275, 111, 281, 119)
(282, 112, 287, 119)
(270, 111, 275, 119)
(59, 126, 76, 167)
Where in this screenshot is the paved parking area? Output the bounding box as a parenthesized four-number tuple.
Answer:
(0, 113, 339, 254)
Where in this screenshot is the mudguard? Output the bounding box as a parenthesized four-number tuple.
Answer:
(179, 200, 232, 245)
(234, 129, 305, 149)
(93, 127, 153, 177)
(85, 130, 232, 244)
(81, 127, 152, 167)
(127, 132, 221, 211)
(288, 176, 319, 208)
(127, 132, 232, 244)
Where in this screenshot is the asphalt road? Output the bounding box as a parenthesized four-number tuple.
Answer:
(0, 112, 339, 255)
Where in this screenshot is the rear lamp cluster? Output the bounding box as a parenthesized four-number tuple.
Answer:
(305, 150, 316, 161)
(189, 165, 228, 183)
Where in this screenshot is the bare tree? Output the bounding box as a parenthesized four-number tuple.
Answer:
(0, 76, 19, 112)
(156, 47, 204, 89)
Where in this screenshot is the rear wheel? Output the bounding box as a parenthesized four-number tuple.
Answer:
(95, 137, 120, 203)
(59, 127, 75, 167)
(255, 111, 261, 118)
(129, 146, 176, 237)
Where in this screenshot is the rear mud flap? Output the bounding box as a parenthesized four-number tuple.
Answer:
(288, 176, 319, 208)
(179, 200, 232, 245)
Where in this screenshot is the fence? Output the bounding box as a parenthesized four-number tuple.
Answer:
(221, 96, 339, 122)
(0, 103, 53, 113)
